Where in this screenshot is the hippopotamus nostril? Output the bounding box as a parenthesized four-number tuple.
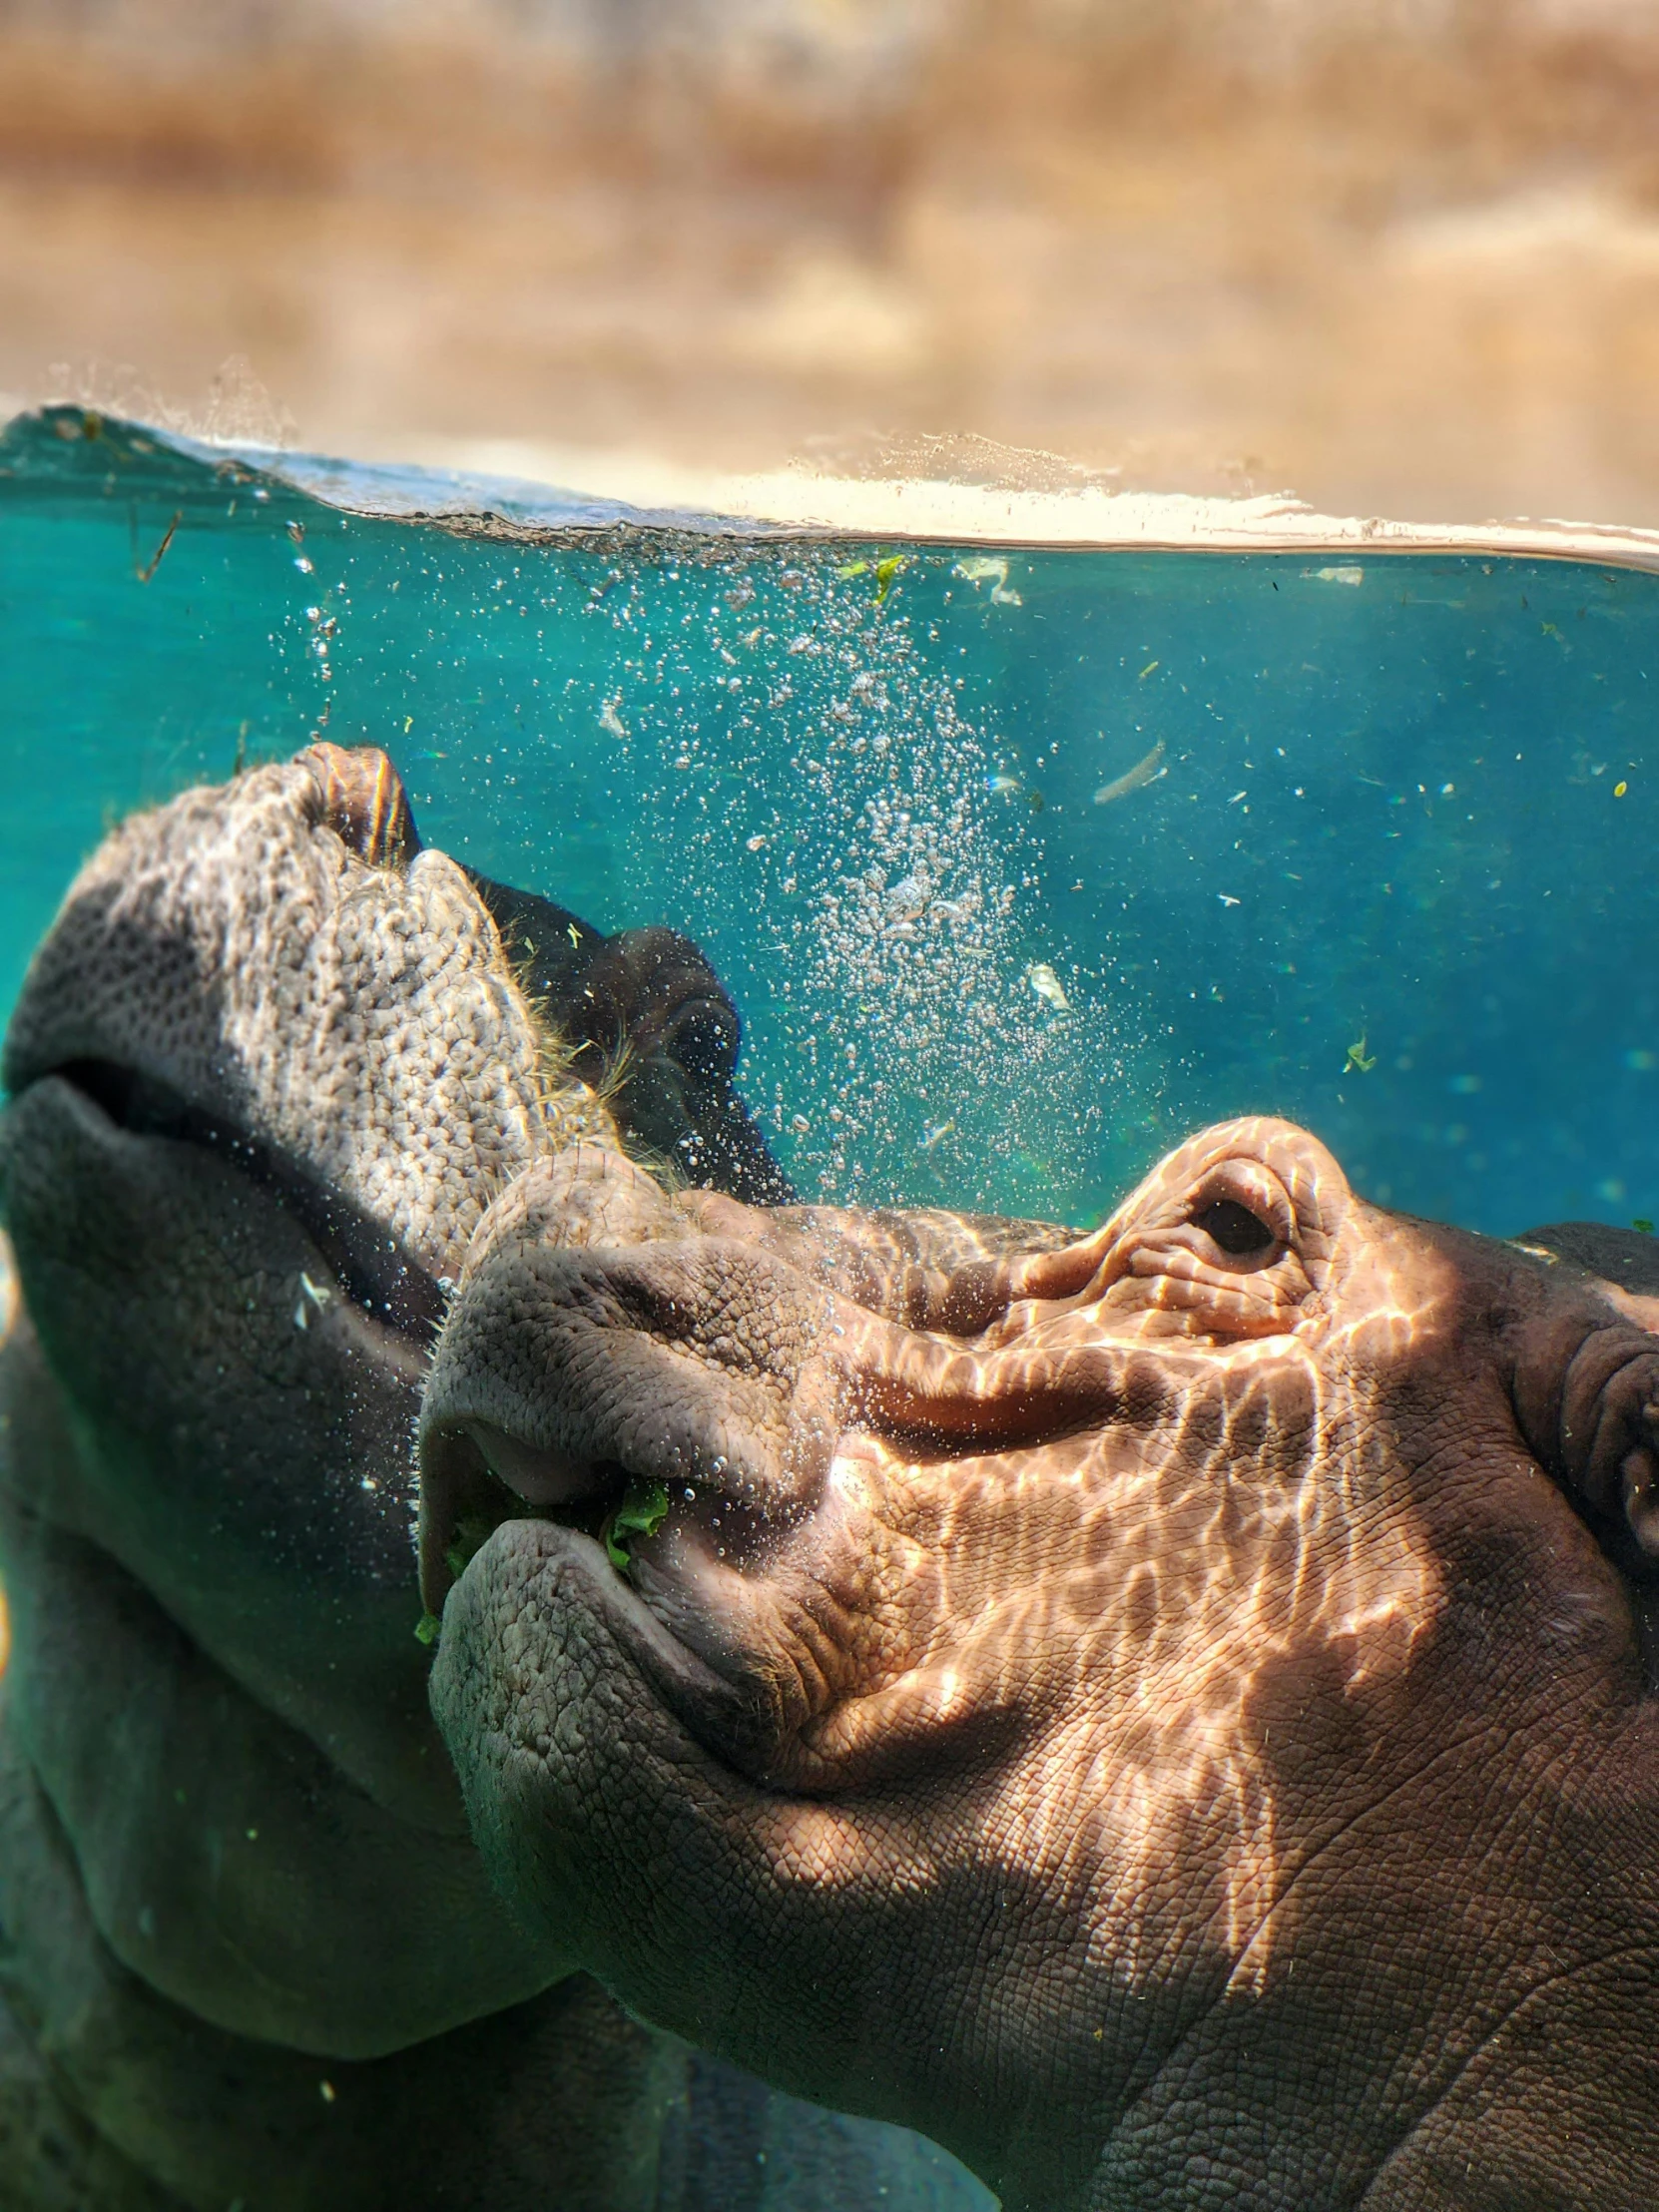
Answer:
(295, 741, 421, 868)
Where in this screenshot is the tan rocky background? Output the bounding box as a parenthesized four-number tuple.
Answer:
(4, 0, 1659, 523)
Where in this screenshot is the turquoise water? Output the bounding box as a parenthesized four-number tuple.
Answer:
(4, 404, 1657, 1236)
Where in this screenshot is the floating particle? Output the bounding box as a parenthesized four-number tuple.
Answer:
(918, 1118, 956, 1153)
(1138, 660, 1160, 681)
(985, 773, 1022, 797)
(873, 554, 907, 603)
(598, 698, 627, 738)
(1027, 963, 1071, 1012)
(1616, 781, 1629, 797)
(1346, 1036, 1378, 1074)
(953, 555, 1022, 606)
(134, 510, 183, 585)
(1094, 740, 1166, 808)
(1218, 894, 1241, 907)
(746, 833, 769, 851)
(1312, 565, 1364, 586)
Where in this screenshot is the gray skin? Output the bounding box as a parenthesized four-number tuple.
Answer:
(425, 1123, 1659, 2212)
(0, 746, 986, 2212)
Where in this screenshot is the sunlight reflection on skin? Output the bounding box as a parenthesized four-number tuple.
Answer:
(642, 1121, 1454, 1997)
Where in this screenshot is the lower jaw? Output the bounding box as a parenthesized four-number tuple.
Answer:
(444, 1517, 785, 1777)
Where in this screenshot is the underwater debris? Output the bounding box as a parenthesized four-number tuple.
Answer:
(985, 773, 1022, 797)
(1093, 739, 1166, 807)
(134, 509, 182, 585)
(836, 553, 908, 603)
(414, 1611, 440, 1646)
(1312, 566, 1365, 586)
(597, 698, 627, 738)
(954, 555, 1023, 607)
(1027, 963, 1071, 1012)
(292, 1270, 334, 1331)
(918, 1117, 956, 1153)
(1346, 1035, 1378, 1073)
(1138, 660, 1160, 681)
(1218, 894, 1241, 907)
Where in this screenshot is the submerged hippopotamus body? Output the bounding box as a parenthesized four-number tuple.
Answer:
(425, 1119, 1659, 2208)
(0, 747, 983, 2210)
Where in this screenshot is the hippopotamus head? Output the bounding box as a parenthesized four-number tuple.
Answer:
(426, 1119, 1659, 2210)
(0, 745, 780, 2054)
(2, 745, 1000, 2211)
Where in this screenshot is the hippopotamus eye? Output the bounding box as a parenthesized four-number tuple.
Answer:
(1193, 1197, 1277, 1258)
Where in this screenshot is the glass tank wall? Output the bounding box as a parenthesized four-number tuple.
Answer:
(4, 405, 1657, 1240)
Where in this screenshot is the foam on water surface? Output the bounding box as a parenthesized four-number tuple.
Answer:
(4, 404, 1658, 1235)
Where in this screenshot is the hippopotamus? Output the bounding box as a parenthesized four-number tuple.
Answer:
(422, 1120, 1659, 2210)
(0, 745, 986, 2210)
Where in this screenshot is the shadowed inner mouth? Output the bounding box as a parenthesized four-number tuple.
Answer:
(416, 1428, 632, 1608)
(416, 1418, 743, 1621)
(33, 1057, 447, 1343)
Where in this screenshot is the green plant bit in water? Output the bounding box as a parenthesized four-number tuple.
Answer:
(603, 1476, 672, 1572)
(1635, 1218, 1655, 1235)
(414, 1612, 440, 1647)
(833, 553, 907, 603)
(1346, 1034, 1378, 1074)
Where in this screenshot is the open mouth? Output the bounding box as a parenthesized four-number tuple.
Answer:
(416, 1425, 645, 1614)
(26, 1057, 448, 1344)
(419, 1418, 799, 1778)
(416, 1418, 769, 1625)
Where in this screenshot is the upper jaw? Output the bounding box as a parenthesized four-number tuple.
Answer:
(2, 751, 568, 1290)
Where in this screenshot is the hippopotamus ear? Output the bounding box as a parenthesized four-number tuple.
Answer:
(464, 873, 794, 1208)
(1510, 1266, 1659, 1568)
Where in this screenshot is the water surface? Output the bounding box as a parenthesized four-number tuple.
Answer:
(4, 405, 1656, 1237)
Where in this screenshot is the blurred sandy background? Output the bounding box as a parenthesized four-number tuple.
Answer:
(4, 0, 1659, 522)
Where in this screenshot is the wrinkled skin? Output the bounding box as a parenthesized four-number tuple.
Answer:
(427, 1125, 1659, 2212)
(0, 747, 982, 2211)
